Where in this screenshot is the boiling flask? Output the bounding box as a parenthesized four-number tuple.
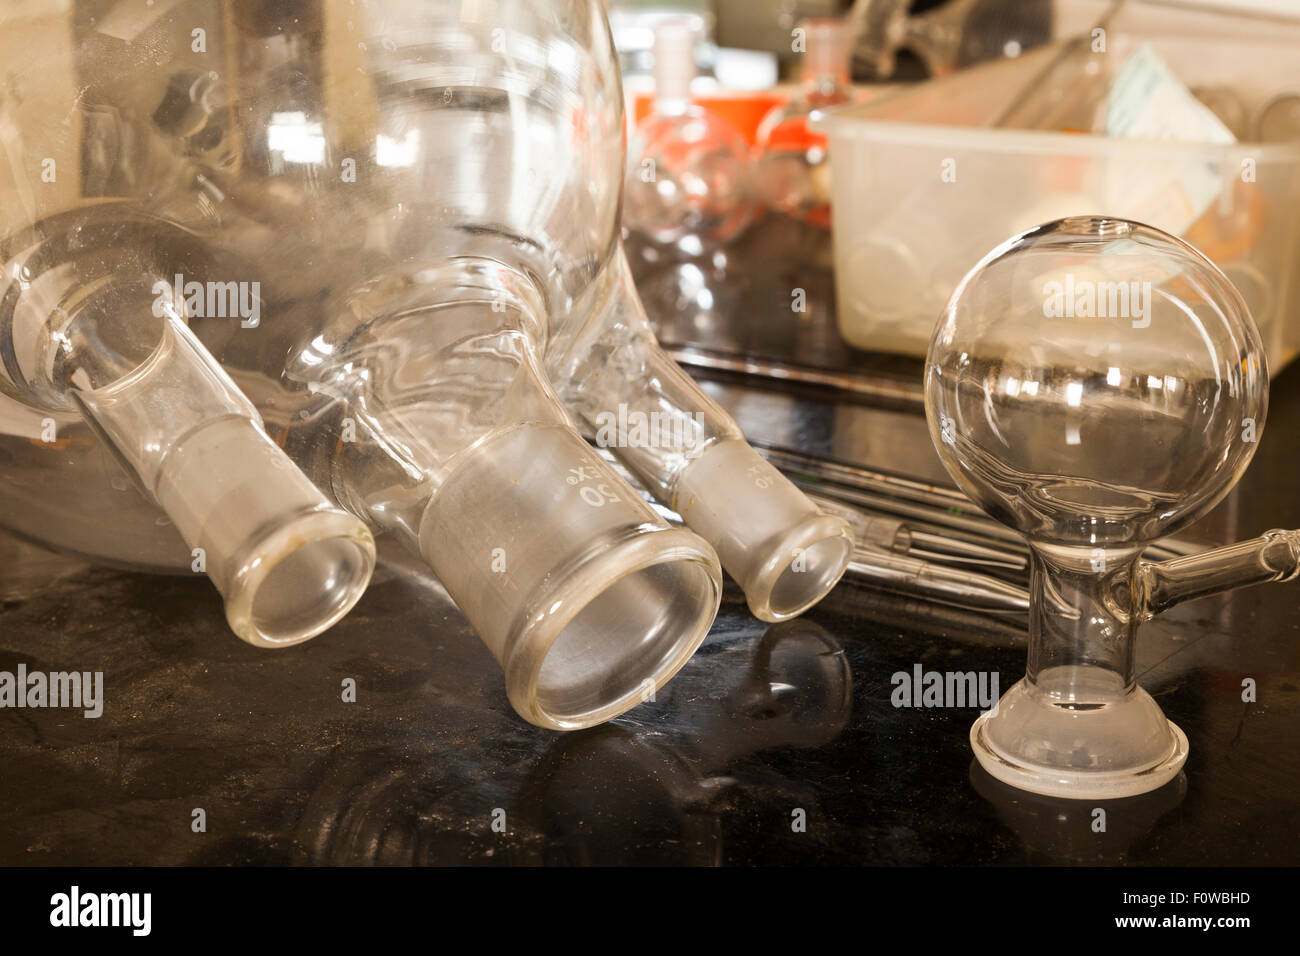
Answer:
(0, 0, 725, 730)
(927, 217, 1299, 797)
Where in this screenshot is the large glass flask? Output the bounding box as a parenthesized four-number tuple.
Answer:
(0, 0, 727, 727)
(0, 0, 850, 726)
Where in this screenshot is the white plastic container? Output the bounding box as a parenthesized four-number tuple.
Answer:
(818, 32, 1300, 370)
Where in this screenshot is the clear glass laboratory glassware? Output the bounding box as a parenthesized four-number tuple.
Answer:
(623, 18, 757, 252)
(0, 207, 376, 648)
(926, 216, 1300, 798)
(754, 18, 854, 229)
(848, 0, 1056, 80)
(285, 0, 724, 729)
(543, 16, 855, 620)
(295, 258, 723, 730)
(0, 0, 728, 727)
(547, 244, 855, 622)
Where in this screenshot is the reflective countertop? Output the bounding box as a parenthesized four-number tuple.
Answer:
(1, 222, 1297, 866)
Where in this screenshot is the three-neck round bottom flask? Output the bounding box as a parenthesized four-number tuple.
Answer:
(0, 0, 852, 729)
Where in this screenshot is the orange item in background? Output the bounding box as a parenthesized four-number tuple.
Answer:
(631, 89, 787, 146)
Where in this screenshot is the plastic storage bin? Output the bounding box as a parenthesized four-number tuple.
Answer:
(818, 31, 1300, 370)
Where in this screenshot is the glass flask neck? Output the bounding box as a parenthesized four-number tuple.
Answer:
(975, 540, 1190, 798)
(318, 257, 562, 546)
(0, 212, 375, 647)
(1025, 545, 1142, 694)
(653, 19, 698, 116)
(798, 20, 852, 100)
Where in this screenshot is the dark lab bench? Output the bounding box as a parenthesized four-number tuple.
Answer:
(1, 295, 1298, 867)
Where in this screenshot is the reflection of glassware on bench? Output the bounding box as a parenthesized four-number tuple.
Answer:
(927, 217, 1299, 798)
(510, 619, 852, 864)
(971, 760, 1186, 862)
(293, 618, 851, 864)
